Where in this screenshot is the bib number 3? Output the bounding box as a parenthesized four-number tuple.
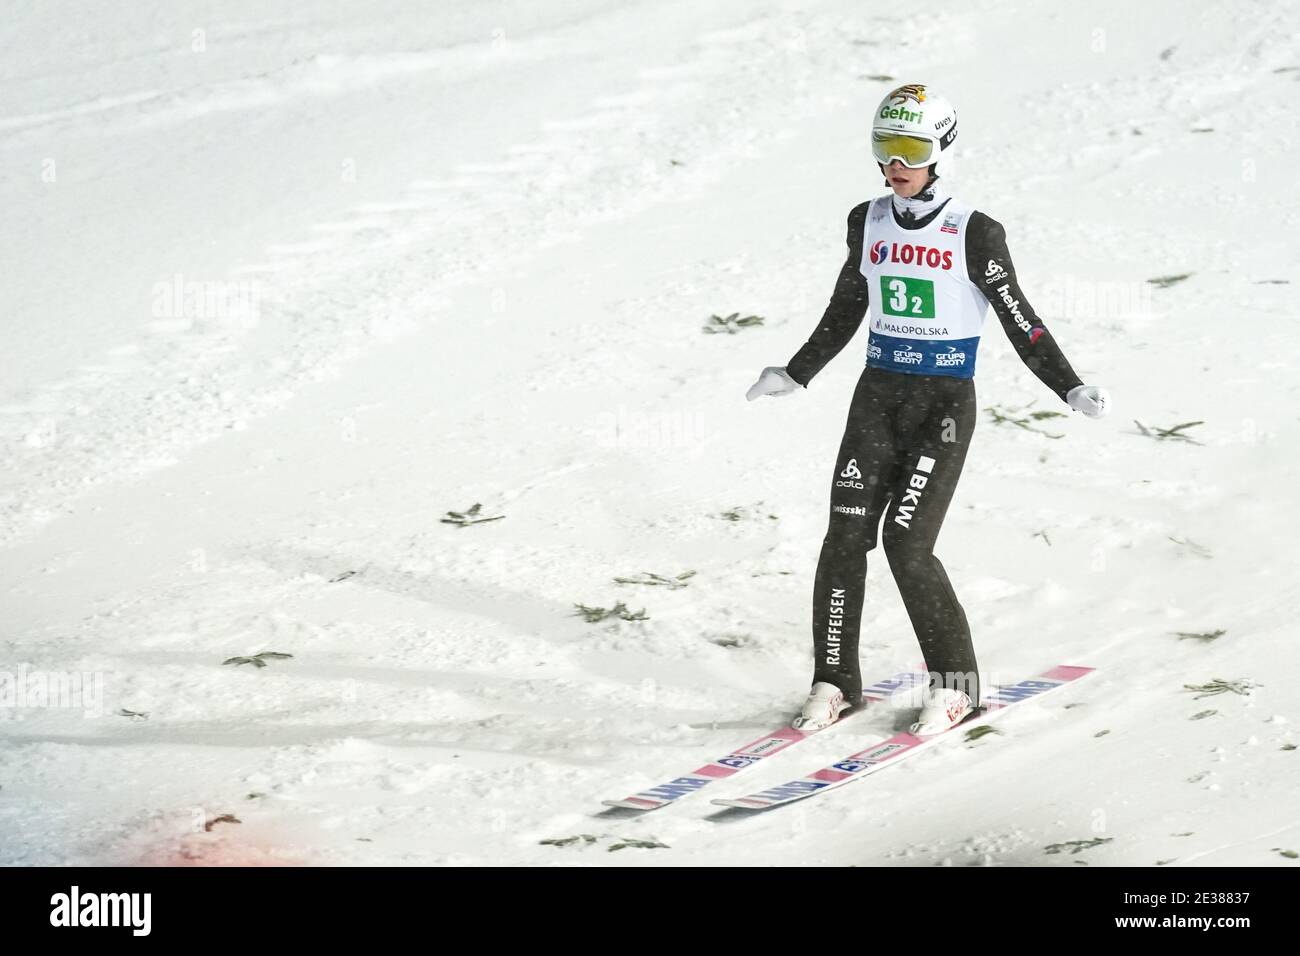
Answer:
(880, 275, 936, 319)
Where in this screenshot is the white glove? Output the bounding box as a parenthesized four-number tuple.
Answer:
(1066, 384, 1110, 418)
(746, 366, 801, 401)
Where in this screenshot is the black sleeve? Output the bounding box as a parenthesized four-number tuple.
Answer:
(785, 202, 872, 387)
(967, 211, 1084, 403)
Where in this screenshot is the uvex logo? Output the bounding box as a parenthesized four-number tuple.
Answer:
(869, 242, 953, 270)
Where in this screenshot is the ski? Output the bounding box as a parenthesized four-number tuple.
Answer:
(711, 664, 1093, 811)
(602, 667, 929, 811)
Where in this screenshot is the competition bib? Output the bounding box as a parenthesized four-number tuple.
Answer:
(858, 197, 989, 378)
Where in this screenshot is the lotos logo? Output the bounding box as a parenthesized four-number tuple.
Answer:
(871, 242, 953, 270)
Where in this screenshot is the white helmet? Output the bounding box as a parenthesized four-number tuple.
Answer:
(871, 84, 958, 173)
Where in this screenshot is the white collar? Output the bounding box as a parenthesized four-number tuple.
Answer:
(891, 180, 949, 224)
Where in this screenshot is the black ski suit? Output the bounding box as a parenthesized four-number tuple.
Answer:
(785, 197, 1084, 708)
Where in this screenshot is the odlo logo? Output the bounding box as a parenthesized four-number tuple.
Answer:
(984, 259, 1007, 283)
(836, 458, 864, 489)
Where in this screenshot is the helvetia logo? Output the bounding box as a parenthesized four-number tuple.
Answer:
(869, 240, 890, 264)
(836, 458, 864, 488)
(995, 282, 1043, 341)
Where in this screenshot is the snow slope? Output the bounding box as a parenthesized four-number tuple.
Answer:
(2, 0, 1298, 866)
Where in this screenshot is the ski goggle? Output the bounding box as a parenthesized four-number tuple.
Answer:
(871, 130, 938, 168)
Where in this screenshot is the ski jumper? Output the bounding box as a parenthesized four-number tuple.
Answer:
(786, 194, 1083, 708)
